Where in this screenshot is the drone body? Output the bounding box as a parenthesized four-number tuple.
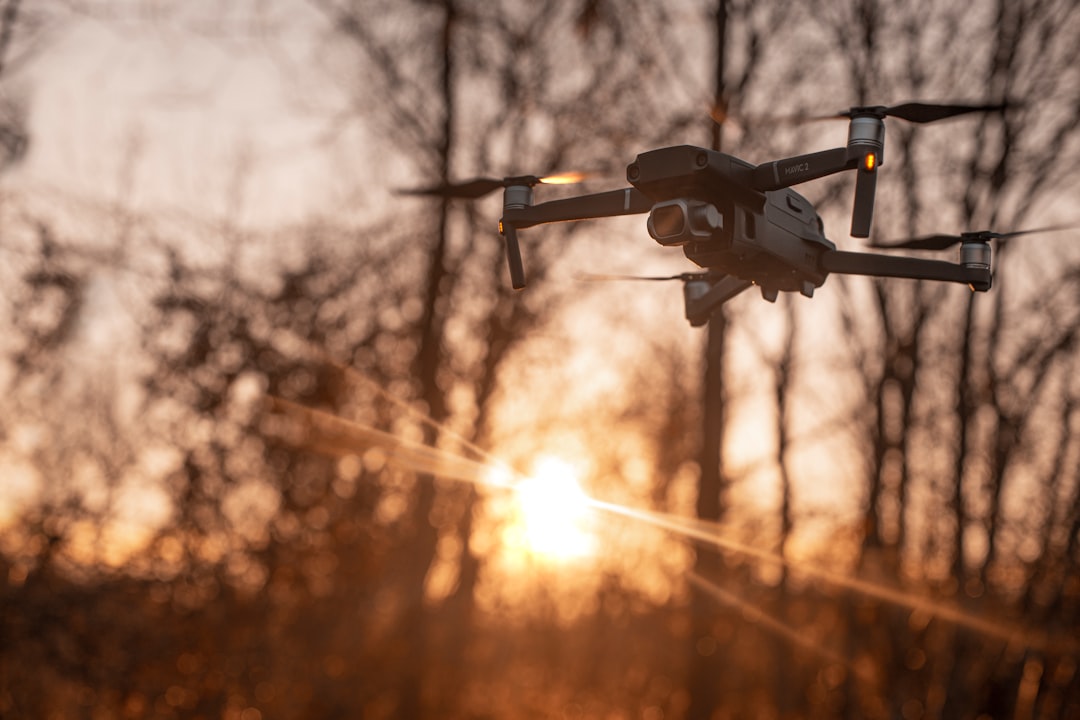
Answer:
(495, 135, 993, 324)
(401, 101, 1074, 326)
(627, 145, 834, 301)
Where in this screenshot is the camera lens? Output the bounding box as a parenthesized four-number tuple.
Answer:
(649, 204, 686, 239)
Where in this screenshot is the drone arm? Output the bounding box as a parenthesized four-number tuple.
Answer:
(820, 250, 992, 290)
(499, 187, 654, 289)
(504, 187, 653, 229)
(752, 147, 856, 191)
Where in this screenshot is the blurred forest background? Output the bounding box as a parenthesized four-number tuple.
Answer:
(2, 0, 1080, 718)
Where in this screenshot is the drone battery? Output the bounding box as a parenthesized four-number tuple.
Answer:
(627, 145, 764, 210)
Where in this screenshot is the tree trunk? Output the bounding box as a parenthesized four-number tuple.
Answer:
(688, 7, 731, 717)
(398, 1, 457, 715)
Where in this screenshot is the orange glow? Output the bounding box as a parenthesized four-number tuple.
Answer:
(509, 456, 594, 562)
(539, 171, 590, 185)
(864, 152, 877, 171)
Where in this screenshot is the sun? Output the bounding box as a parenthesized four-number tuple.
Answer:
(511, 456, 595, 562)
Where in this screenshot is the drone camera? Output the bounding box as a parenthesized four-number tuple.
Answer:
(648, 199, 723, 246)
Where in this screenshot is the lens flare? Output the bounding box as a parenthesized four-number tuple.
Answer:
(513, 457, 594, 561)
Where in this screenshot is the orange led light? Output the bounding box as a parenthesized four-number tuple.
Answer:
(864, 153, 877, 171)
(499, 220, 504, 234)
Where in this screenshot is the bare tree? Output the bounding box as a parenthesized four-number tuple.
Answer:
(808, 0, 1080, 716)
(6, 1, 1080, 718)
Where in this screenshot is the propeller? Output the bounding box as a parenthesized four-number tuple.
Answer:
(840, 101, 1009, 123)
(398, 171, 592, 199)
(837, 100, 1009, 238)
(779, 100, 1011, 125)
(577, 271, 709, 283)
(870, 223, 1080, 251)
(868, 101, 1010, 123)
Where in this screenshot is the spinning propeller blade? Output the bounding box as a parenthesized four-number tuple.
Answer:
(878, 101, 1010, 123)
(871, 223, 1080, 251)
(780, 100, 1010, 125)
(577, 272, 709, 283)
(869, 233, 965, 251)
(398, 171, 593, 199)
(398, 177, 509, 199)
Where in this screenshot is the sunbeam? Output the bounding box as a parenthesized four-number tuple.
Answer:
(264, 396, 516, 491)
(325, 354, 516, 473)
(267, 384, 1073, 656)
(587, 499, 1071, 654)
(686, 572, 872, 686)
(254, 332, 517, 474)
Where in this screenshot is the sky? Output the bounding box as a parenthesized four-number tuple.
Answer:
(13, 3, 372, 231)
(0, 2, 872, 552)
(0, 3, 348, 546)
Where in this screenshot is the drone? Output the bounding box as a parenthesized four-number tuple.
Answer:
(404, 101, 1074, 326)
